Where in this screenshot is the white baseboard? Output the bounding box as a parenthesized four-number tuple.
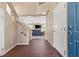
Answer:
(16, 43, 29, 45)
(46, 39, 53, 47)
(2, 44, 16, 56)
(32, 36, 45, 39)
(46, 39, 65, 56)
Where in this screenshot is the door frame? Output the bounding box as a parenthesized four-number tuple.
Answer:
(0, 8, 4, 56)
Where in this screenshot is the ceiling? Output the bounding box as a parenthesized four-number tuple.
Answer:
(12, 2, 56, 16)
(12, 2, 38, 16)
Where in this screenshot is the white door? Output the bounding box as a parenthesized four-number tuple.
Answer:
(0, 8, 4, 56)
(53, 3, 67, 56)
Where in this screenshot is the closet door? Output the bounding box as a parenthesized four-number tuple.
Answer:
(53, 3, 67, 56)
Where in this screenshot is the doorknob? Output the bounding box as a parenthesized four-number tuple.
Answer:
(64, 27, 66, 31)
(69, 42, 72, 45)
(53, 30, 56, 32)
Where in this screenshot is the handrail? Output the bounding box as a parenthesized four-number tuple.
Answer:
(7, 2, 31, 31)
(16, 19, 31, 31)
(7, 2, 18, 19)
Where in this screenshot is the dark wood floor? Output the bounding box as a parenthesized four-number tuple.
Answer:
(3, 39, 62, 57)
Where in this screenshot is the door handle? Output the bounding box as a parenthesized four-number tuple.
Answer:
(68, 25, 72, 30)
(68, 30, 72, 35)
(69, 42, 72, 45)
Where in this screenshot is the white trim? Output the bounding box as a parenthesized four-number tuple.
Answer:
(32, 36, 45, 39)
(46, 39, 64, 56)
(2, 44, 16, 56)
(16, 43, 29, 45)
(46, 39, 53, 47)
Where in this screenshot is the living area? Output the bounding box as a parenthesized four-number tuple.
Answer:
(19, 16, 46, 39)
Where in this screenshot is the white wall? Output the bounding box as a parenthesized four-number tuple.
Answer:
(45, 3, 56, 45)
(19, 16, 46, 30)
(20, 16, 46, 24)
(4, 10, 17, 52)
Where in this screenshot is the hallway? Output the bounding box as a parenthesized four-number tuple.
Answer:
(3, 39, 62, 57)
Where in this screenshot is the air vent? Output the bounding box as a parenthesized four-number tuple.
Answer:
(39, 2, 45, 5)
